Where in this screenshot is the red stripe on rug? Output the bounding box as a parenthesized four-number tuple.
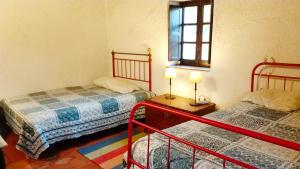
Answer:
(93, 145, 128, 164)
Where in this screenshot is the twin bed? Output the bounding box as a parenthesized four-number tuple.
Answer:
(126, 62, 300, 169)
(127, 101, 300, 169)
(0, 49, 153, 159)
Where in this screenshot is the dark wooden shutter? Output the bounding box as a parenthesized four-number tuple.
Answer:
(168, 5, 182, 61)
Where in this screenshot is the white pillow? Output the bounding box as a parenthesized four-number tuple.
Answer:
(93, 77, 140, 94)
(242, 89, 300, 112)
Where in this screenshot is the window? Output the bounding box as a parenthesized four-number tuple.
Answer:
(169, 0, 214, 68)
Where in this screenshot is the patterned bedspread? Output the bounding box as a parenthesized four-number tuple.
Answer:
(127, 102, 300, 169)
(0, 85, 151, 159)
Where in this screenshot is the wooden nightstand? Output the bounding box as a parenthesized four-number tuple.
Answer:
(145, 94, 216, 130)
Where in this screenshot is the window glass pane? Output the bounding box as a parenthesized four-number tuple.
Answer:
(201, 43, 209, 60)
(203, 5, 211, 23)
(182, 43, 196, 60)
(202, 24, 210, 42)
(184, 6, 198, 24)
(183, 25, 197, 42)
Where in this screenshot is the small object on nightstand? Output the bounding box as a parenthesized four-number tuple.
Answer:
(197, 95, 211, 105)
(164, 68, 176, 99)
(189, 71, 203, 106)
(145, 94, 216, 130)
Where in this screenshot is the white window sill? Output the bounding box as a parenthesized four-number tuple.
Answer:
(168, 65, 210, 71)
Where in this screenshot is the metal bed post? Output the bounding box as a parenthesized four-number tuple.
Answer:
(148, 48, 152, 92)
(112, 50, 116, 77)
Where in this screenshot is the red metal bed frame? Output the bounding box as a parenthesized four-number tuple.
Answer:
(127, 61, 300, 169)
(251, 62, 300, 91)
(112, 48, 152, 91)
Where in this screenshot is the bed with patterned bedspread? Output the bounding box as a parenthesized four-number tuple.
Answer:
(0, 85, 150, 159)
(126, 101, 300, 169)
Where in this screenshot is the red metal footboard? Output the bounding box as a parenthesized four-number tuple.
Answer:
(127, 102, 300, 169)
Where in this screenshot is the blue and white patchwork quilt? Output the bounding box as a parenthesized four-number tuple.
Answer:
(0, 85, 151, 159)
(127, 102, 300, 169)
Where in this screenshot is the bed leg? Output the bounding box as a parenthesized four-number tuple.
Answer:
(43, 144, 57, 160)
(0, 149, 5, 169)
(49, 144, 56, 156)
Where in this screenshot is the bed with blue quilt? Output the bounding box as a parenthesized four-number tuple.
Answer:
(0, 85, 151, 159)
(125, 101, 300, 169)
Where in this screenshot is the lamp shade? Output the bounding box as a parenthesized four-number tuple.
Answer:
(189, 71, 203, 83)
(165, 68, 176, 79)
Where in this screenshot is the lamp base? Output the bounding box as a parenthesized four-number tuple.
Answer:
(189, 101, 202, 106)
(165, 95, 176, 99)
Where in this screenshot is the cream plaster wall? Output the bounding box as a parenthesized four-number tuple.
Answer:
(0, 0, 108, 98)
(0, 0, 299, 107)
(105, 0, 300, 108)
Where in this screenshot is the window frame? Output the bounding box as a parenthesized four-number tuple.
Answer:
(171, 0, 214, 68)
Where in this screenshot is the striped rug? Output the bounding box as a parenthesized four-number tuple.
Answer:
(78, 130, 146, 169)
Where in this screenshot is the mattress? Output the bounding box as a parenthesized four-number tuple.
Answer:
(0, 85, 151, 159)
(127, 102, 300, 169)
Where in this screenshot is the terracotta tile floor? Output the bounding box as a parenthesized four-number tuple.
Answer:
(2, 125, 131, 169)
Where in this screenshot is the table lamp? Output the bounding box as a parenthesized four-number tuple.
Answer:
(189, 71, 203, 106)
(165, 68, 176, 99)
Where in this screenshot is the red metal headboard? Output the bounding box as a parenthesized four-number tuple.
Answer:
(251, 62, 300, 92)
(112, 48, 152, 91)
